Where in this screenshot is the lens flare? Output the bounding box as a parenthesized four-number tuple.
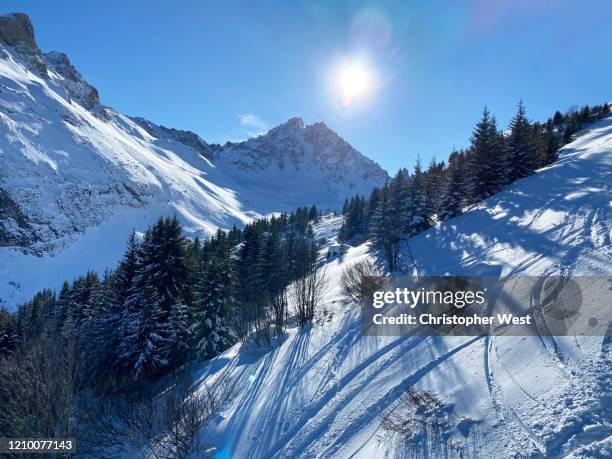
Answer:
(350, 7, 393, 49)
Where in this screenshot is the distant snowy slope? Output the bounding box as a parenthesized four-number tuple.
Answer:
(0, 13, 386, 309)
(191, 118, 612, 458)
(133, 115, 387, 218)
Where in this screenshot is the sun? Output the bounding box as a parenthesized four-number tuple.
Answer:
(338, 63, 371, 107)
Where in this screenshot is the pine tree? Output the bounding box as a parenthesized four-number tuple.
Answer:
(89, 270, 123, 388)
(306, 223, 315, 240)
(76, 272, 101, 334)
(563, 124, 574, 144)
(98, 232, 140, 384)
(546, 121, 560, 162)
(115, 217, 192, 380)
(118, 282, 170, 380)
(292, 236, 317, 279)
(579, 105, 590, 123)
(424, 157, 444, 216)
(114, 230, 139, 305)
(78, 271, 117, 386)
(406, 159, 432, 236)
(340, 195, 367, 242)
(439, 154, 465, 220)
(142, 217, 192, 366)
(390, 169, 411, 239)
(370, 185, 401, 271)
(366, 187, 381, 234)
(238, 224, 265, 304)
(193, 246, 237, 360)
(52, 281, 71, 333)
(263, 229, 290, 332)
(169, 298, 191, 363)
(308, 205, 319, 222)
(339, 216, 349, 242)
(468, 107, 505, 201)
(506, 100, 537, 181)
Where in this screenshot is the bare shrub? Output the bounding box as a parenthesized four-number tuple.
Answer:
(341, 259, 386, 304)
(290, 265, 327, 326)
(233, 301, 252, 342)
(233, 297, 271, 345)
(158, 383, 228, 458)
(0, 335, 75, 438)
(251, 297, 274, 346)
(380, 387, 480, 458)
(270, 290, 288, 336)
(75, 378, 235, 458)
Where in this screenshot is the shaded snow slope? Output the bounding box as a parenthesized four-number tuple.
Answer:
(190, 119, 612, 458)
(406, 118, 612, 279)
(0, 13, 386, 309)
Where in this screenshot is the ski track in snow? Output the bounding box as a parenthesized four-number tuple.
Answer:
(193, 118, 612, 458)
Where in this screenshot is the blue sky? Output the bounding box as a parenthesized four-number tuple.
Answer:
(4, 0, 611, 173)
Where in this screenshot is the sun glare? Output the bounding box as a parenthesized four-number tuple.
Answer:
(338, 63, 371, 107)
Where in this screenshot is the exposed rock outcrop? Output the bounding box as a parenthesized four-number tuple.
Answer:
(0, 13, 36, 49)
(45, 51, 100, 111)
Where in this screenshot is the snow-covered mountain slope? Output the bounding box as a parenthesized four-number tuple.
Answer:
(215, 117, 386, 207)
(0, 13, 386, 308)
(191, 118, 612, 458)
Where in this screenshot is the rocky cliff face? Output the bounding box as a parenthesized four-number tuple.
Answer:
(45, 51, 100, 112)
(0, 13, 47, 75)
(0, 188, 32, 247)
(131, 117, 220, 160)
(0, 13, 36, 48)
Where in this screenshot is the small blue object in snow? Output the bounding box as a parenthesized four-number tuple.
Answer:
(248, 374, 256, 384)
(215, 450, 232, 459)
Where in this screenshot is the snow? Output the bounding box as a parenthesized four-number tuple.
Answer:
(187, 118, 612, 458)
(1, 16, 610, 456)
(0, 45, 385, 309)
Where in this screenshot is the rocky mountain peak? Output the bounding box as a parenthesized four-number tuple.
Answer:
(303, 121, 341, 143)
(0, 13, 37, 49)
(265, 118, 335, 143)
(0, 12, 47, 75)
(263, 117, 304, 137)
(217, 116, 389, 186)
(0, 13, 102, 113)
(283, 117, 305, 130)
(308, 121, 330, 131)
